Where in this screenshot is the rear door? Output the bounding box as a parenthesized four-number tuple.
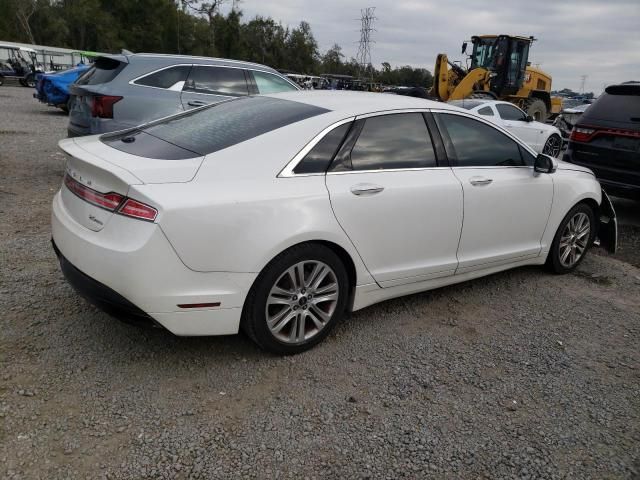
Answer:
(434, 111, 553, 273)
(180, 65, 249, 110)
(325, 112, 463, 287)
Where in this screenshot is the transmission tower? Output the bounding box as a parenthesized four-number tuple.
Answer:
(579, 75, 587, 95)
(356, 7, 376, 83)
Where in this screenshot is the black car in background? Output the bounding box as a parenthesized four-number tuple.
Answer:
(563, 82, 640, 200)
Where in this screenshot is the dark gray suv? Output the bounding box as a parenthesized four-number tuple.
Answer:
(67, 53, 300, 137)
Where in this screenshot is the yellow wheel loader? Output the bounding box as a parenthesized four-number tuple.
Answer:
(431, 35, 562, 121)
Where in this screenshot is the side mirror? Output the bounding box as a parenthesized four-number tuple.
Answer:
(534, 154, 556, 174)
(461, 42, 468, 54)
(525, 115, 534, 122)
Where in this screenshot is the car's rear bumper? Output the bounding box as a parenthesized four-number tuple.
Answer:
(51, 191, 256, 335)
(52, 239, 159, 328)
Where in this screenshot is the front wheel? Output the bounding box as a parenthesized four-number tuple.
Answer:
(547, 203, 595, 273)
(542, 133, 562, 158)
(241, 243, 349, 354)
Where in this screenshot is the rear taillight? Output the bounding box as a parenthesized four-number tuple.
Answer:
(118, 198, 158, 222)
(91, 95, 122, 118)
(63, 173, 157, 222)
(64, 173, 124, 210)
(570, 127, 596, 143)
(570, 125, 640, 143)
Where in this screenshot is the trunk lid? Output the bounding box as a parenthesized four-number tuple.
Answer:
(58, 137, 203, 231)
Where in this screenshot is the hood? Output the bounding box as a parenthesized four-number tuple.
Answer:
(555, 159, 594, 176)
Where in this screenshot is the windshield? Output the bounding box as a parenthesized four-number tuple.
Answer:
(471, 37, 498, 69)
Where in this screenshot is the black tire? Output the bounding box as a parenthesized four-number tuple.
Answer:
(0, 75, 4, 87)
(524, 97, 548, 122)
(547, 203, 595, 274)
(19, 79, 26, 87)
(241, 243, 349, 355)
(25, 74, 36, 88)
(542, 133, 562, 158)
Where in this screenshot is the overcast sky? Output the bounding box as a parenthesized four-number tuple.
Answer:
(229, 0, 639, 93)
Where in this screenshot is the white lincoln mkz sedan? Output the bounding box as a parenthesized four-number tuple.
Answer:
(51, 91, 617, 354)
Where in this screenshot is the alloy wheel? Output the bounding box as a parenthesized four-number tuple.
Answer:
(265, 260, 339, 344)
(559, 212, 590, 268)
(543, 135, 562, 157)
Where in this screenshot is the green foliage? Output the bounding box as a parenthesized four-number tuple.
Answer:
(0, 0, 432, 87)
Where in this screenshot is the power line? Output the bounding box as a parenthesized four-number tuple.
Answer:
(356, 7, 376, 83)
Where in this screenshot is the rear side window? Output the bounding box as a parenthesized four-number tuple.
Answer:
(496, 104, 527, 121)
(133, 65, 191, 89)
(111, 96, 330, 157)
(478, 106, 494, 116)
(75, 57, 125, 85)
(184, 66, 248, 96)
(348, 113, 437, 170)
(252, 71, 298, 94)
(437, 113, 525, 167)
(293, 122, 352, 174)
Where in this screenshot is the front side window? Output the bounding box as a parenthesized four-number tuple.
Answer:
(437, 113, 525, 167)
(496, 103, 527, 121)
(340, 113, 437, 171)
(183, 66, 248, 96)
(252, 71, 298, 94)
(134, 65, 191, 89)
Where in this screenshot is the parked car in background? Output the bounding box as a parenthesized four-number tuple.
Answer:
(449, 99, 564, 157)
(563, 82, 640, 200)
(52, 91, 616, 354)
(553, 103, 591, 142)
(34, 64, 91, 112)
(67, 53, 300, 137)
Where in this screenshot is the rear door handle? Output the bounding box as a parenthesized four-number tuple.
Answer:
(187, 100, 208, 107)
(469, 176, 493, 186)
(350, 184, 385, 196)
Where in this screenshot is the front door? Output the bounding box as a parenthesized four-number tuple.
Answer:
(434, 112, 553, 273)
(325, 112, 463, 287)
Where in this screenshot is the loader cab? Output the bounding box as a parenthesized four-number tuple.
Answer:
(470, 35, 531, 96)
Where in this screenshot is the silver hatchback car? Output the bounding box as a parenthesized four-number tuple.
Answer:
(67, 53, 300, 137)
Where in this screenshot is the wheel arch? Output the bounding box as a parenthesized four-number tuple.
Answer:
(529, 90, 552, 112)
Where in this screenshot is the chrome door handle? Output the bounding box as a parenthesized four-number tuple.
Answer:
(469, 177, 493, 186)
(187, 100, 208, 107)
(350, 184, 385, 196)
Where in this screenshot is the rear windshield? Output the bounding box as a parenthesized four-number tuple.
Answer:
(580, 84, 640, 128)
(102, 96, 329, 159)
(76, 57, 126, 85)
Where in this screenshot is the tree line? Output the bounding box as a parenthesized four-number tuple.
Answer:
(0, 0, 433, 88)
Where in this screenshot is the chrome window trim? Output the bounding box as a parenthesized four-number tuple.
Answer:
(326, 166, 452, 176)
(278, 117, 356, 178)
(430, 107, 539, 158)
(130, 63, 299, 93)
(279, 109, 438, 178)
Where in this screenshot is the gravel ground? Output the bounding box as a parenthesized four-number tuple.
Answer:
(1, 86, 639, 479)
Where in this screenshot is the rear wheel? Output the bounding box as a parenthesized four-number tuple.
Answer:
(241, 243, 349, 354)
(547, 203, 595, 273)
(524, 98, 548, 122)
(542, 133, 562, 158)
